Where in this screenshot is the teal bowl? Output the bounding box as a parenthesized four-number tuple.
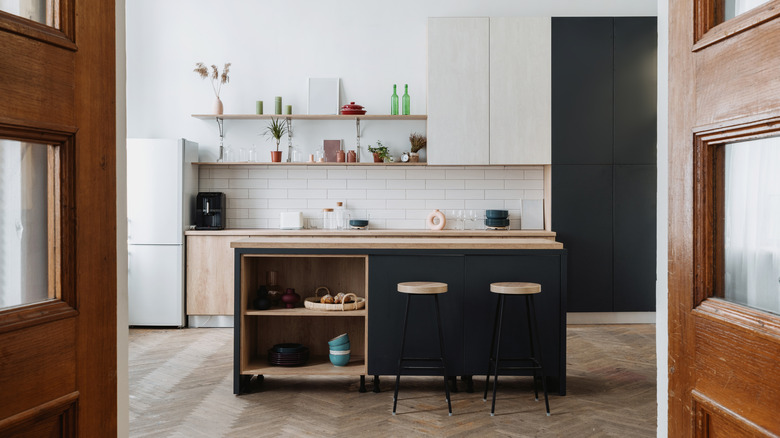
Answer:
(329, 351, 351, 367)
(329, 342, 350, 351)
(328, 333, 350, 347)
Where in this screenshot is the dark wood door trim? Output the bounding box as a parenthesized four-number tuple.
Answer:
(0, 391, 78, 435)
(692, 390, 777, 437)
(694, 0, 780, 51)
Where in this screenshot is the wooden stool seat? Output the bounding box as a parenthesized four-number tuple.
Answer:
(398, 281, 448, 294)
(490, 282, 541, 295)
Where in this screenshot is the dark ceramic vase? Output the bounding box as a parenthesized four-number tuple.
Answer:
(253, 286, 271, 310)
(281, 288, 301, 308)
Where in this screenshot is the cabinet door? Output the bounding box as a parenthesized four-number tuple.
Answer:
(464, 254, 565, 394)
(186, 235, 245, 315)
(427, 18, 490, 165)
(552, 165, 613, 311)
(367, 254, 465, 376)
(551, 18, 614, 165)
(613, 165, 656, 311)
(490, 17, 552, 165)
(613, 18, 657, 165)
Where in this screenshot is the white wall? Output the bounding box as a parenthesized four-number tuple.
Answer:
(126, 0, 656, 161)
(656, 1, 669, 436)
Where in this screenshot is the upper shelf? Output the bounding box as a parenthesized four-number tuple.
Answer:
(192, 114, 427, 120)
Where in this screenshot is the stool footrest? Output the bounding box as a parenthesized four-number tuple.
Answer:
(400, 366, 447, 371)
(400, 357, 445, 362)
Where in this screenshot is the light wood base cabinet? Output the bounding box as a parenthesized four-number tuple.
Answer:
(186, 235, 248, 316)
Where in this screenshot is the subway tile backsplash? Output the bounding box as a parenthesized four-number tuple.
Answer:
(198, 165, 544, 230)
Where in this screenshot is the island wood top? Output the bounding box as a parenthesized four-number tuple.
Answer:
(229, 236, 563, 250)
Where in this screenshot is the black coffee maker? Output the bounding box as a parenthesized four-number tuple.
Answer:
(195, 192, 226, 230)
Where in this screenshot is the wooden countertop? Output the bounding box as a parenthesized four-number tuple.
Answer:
(187, 228, 557, 240)
(229, 235, 563, 250)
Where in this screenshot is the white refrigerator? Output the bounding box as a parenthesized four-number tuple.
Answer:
(127, 138, 198, 326)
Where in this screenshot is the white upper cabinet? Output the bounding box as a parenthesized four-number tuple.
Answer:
(428, 17, 552, 165)
(489, 17, 551, 165)
(427, 17, 490, 165)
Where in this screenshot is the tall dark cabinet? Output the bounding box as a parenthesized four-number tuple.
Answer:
(552, 17, 657, 312)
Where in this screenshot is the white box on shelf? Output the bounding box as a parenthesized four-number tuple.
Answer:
(521, 199, 544, 230)
(280, 211, 303, 229)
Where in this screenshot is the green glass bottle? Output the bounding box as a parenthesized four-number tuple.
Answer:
(391, 84, 399, 115)
(402, 84, 410, 115)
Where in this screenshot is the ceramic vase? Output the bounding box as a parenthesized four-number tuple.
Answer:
(213, 97, 223, 115)
(281, 288, 301, 308)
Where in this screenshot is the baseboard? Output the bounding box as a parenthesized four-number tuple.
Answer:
(188, 315, 234, 328)
(567, 312, 656, 324)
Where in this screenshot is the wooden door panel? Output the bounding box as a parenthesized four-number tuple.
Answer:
(0, 318, 76, 419)
(693, 315, 780, 432)
(694, 17, 780, 127)
(0, 19, 74, 128)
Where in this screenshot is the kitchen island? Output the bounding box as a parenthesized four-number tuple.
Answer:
(229, 231, 567, 395)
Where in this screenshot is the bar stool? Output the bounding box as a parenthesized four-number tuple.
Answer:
(483, 282, 550, 416)
(393, 281, 452, 416)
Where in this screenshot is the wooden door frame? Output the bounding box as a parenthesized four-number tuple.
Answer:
(669, 0, 780, 435)
(0, 0, 117, 435)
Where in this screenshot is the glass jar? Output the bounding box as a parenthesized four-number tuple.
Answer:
(322, 208, 336, 230)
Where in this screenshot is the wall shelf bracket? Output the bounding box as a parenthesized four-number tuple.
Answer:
(216, 117, 225, 162)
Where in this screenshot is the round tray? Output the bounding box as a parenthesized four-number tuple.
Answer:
(303, 287, 366, 311)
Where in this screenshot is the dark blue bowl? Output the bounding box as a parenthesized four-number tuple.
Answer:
(349, 219, 369, 228)
(485, 209, 509, 219)
(485, 218, 510, 227)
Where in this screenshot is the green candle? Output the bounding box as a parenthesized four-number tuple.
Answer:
(274, 96, 282, 115)
(256, 101, 263, 115)
(286, 105, 292, 115)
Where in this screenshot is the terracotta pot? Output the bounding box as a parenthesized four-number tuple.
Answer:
(373, 153, 383, 163)
(347, 150, 356, 162)
(336, 150, 346, 162)
(270, 150, 282, 162)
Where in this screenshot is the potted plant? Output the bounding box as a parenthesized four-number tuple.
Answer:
(193, 62, 230, 115)
(409, 132, 426, 162)
(263, 118, 288, 162)
(368, 141, 390, 163)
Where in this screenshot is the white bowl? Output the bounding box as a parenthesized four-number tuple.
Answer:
(329, 349, 351, 355)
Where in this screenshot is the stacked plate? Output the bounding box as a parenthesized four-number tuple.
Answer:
(485, 209, 510, 230)
(268, 343, 309, 366)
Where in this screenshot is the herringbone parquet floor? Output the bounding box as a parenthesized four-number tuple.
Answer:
(129, 325, 656, 437)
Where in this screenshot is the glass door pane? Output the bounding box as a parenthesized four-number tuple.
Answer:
(0, 0, 58, 28)
(723, 136, 780, 315)
(0, 140, 50, 309)
(724, 0, 772, 20)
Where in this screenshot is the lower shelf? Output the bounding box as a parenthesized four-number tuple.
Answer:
(243, 355, 366, 376)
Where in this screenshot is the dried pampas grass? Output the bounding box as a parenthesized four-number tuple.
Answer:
(194, 62, 231, 98)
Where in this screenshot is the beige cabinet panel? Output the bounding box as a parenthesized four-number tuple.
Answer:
(427, 17, 490, 165)
(490, 17, 552, 164)
(186, 235, 247, 315)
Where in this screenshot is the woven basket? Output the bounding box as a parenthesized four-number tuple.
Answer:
(303, 286, 366, 311)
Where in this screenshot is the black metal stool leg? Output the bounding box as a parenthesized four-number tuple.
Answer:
(373, 375, 381, 393)
(525, 296, 540, 402)
(434, 295, 452, 416)
(529, 295, 550, 416)
(359, 375, 367, 393)
(393, 294, 412, 415)
(490, 295, 506, 416)
(483, 296, 502, 401)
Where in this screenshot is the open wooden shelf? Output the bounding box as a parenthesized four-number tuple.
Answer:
(245, 308, 366, 317)
(243, 356, 366, 376)
(193, 114, 427, 120)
